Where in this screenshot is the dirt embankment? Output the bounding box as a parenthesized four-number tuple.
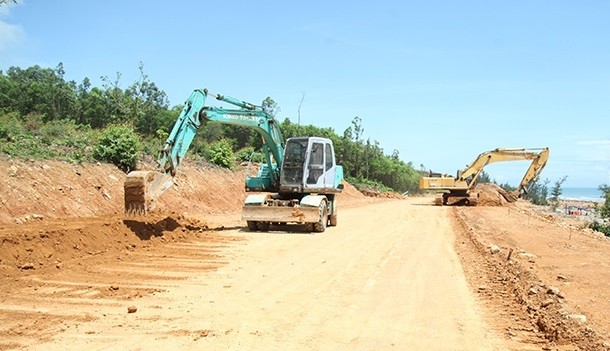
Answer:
(0, 157, 370, 273)
(0, 158, 373, 226)
(0, 158, 251, 225)
(453, 202, 610, 351)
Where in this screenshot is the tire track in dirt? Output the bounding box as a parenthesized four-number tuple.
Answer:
(0, 215, 243, 350)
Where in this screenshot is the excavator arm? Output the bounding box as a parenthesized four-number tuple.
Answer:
(124, 89, 285, 215)
(514, 147, 549, 196)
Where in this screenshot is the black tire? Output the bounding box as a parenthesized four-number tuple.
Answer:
(247, 221, 258, 231)
(313, 201, 328, 233)
(257, 221, 270, 232)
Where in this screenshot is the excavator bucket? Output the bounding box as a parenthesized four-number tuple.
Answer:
(124, 171, 174, 215)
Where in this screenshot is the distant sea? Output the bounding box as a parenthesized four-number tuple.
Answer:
(559, 187, 605, 203)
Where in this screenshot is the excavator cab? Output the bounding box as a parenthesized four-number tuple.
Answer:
(280, 137, 343, 193)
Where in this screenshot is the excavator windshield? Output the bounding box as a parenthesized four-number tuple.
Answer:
(281, 138, 308, 186)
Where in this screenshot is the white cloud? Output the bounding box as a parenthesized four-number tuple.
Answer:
(0, 20, 24, 51)
(0, 1, 24, 52)
(577, 140, 610, 146)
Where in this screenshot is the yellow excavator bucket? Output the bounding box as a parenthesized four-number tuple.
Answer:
(124, 171, 174, 215)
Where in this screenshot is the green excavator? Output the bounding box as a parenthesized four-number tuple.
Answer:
(124, 89, 343, 232)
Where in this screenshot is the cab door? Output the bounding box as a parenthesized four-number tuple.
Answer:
(306, 141, 324, 186)
(322, 141, 337, 188)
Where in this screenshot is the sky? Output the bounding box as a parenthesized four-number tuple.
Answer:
(1, 0, 609, 188)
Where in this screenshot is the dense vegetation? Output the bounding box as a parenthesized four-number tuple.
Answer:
(0, 63, 421, 194)
(590, 185, 610, 237)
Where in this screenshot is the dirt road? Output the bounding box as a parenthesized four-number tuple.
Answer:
(2, 160, 610, 350)
(2, 198, 519, 350)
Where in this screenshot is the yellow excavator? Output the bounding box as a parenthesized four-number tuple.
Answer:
(419, 147, 550, 206)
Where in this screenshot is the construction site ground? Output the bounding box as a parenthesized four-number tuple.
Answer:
(1, 158, 609, 350)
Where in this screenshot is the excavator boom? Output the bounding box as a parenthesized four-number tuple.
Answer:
(124, 88, 285, 215)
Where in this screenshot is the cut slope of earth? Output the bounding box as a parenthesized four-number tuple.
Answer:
(0, 157, 370, 225)
(454, 203, 610, 350)
(0, 157, 371, 273)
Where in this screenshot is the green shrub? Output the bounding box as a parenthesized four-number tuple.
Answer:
(93, 124, 141, 171)
(208, 139, 234, 168)
(589, 221, 610, 237)
(0, 112, 52, 158)
(0, 112, 24, 141)
(235, 146, 254, 162)
(235, 146, 263, 163)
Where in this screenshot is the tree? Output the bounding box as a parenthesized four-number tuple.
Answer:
(548, 176, 568, 211)
(477, 171, 491, 184)
(523, 178, 549, 205)
(2, 64, 78, 121)
(75, 76, 111, 128)
(100, 71, 130, 126)
(0, 72, 15, 114)
(597, 184, 610, 219)
(261, 97, 279, 117)
(128, 62, 170, 134)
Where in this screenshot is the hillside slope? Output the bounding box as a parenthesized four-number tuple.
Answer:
(0, 158, 368, 225)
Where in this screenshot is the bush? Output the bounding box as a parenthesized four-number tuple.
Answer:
(235, 146, 263, 163)
(93, 124, 141, 172)
(208, 139, 234, 168)
(0, 112, 24, 141)
(0, 112, 57, 158)
(589, 221, 610, 237)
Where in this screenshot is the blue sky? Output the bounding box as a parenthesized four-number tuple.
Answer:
(1, 1, 609, 188)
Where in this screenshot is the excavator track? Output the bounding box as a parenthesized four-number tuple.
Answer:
(124, 171, 173, 216)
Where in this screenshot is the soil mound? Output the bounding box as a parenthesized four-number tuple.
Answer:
(474, 183, 518, 206)
(0, 213, 215, 272)
(336, 181, 366, 200)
